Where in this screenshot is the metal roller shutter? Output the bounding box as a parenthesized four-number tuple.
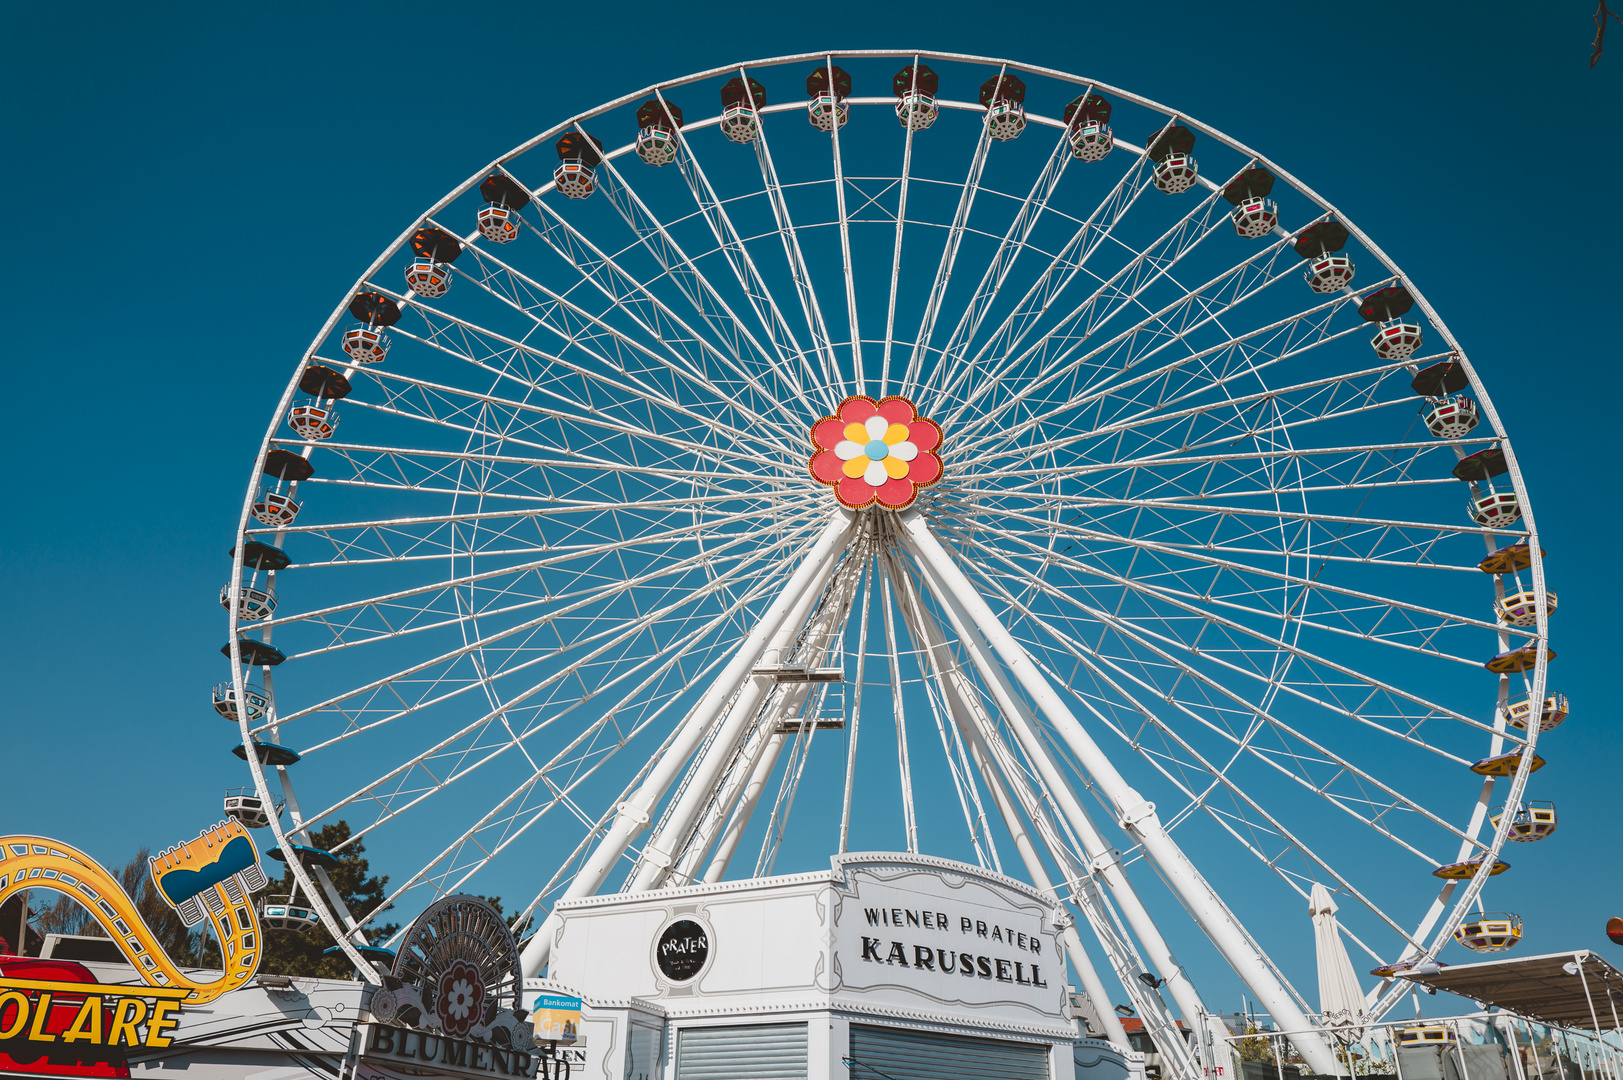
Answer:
(849, 1023, 1051, 1080)
(677, 1023, 808, 1080)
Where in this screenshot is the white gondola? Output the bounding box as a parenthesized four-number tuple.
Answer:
(287, 399, 338, 440)
(404, 259, 452, 298)
(1371, 318, 1423, 360)
(1496, 587, 1556, 627)
(1492, 801, 1558, 842)
(1423, 395, 1480, 438)
(213, 681, 269, 722)
(1453, 911, 1522, 952)
(220, 580, 277, 622)
(251, 488, 300, 527)
(1468, 489, 1521, 527)
(340, 324, 391, 364)
(224, 789, 273, 829)
(477, 203, 521, 243)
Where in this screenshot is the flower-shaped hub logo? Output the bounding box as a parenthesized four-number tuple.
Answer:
(435, 959, 486, 1037)
(810, 395, 943, 510)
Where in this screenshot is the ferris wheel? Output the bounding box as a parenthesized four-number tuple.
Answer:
(220, 51, 1557, 1075)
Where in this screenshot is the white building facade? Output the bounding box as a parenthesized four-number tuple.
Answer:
(533, 853, 1136, 1080)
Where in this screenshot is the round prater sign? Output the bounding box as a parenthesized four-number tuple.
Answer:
(655, 918, 710, 982)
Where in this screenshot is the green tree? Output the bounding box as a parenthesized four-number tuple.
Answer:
(259, 821, 398, 979)
(29, 848, 203, 965)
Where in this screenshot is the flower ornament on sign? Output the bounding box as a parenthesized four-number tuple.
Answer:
(435, 959, 486, 1037)
(809, 395, 943, 510)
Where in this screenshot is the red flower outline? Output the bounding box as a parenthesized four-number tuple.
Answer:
(808, 395, 943, 510)
(435, 959, 486, 1037)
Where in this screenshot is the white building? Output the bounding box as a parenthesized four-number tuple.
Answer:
(533, 853, 1137, 1080)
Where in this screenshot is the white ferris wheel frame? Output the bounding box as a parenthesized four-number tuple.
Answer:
(223, 50, 1552, 1079)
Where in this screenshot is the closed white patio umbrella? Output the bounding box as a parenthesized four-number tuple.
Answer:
(1311, 883, 1369, 1052)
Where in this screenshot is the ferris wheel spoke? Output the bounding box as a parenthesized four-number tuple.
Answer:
(416, 269, 802, 464)
(954, 240, 1372, 456)
(959, 307, 1375, 469)
(263, 513, 823, 732)
(927, 123, 1075, 400)
(957, 244, 1367, 456)
(284, 438, 800, 504)
(947, 523, 1505, 738)
(578, 151, 827, 418)
(254, 491, 810, 567)
(744, 88, 844, 393)
(944, 156, 1264, 418)
(366, 652, 726, 924)
(936, 158, 1242, 420)
(965, 440, 1497, 513)
(445, 225, 805, 450)
(949, 550, 1487, 861)
(971, 356, 1425, 480)
(498, 169, 818, 427)
(901, 91, 995, 398)
(294, 545, 808, 847)
(824, 54, 864, 392)
(253, 506, 800, 641)
(342, 369, 798, 480)
(879, 59, 925, 396)
(969, 505, 1521, 656)
(656, 96, 835, 408)
(369, 290, 798, 464)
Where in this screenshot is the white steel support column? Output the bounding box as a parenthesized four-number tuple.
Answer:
(899, 513, 1340, 1077)
(701, 725, 788, 884)
(629, 522, 857, 892)
(885, 551, 1131, 1052)
(518, 510, 856, 978)
(961, 717, 1133, 1049)
(668, 569, 855, 886)
(900, 537, 1208, 1033)
(667, 710, 778, 886)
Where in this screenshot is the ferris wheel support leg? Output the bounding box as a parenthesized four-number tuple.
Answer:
(677, 554, 859, 885)
(518, 510, 857, 979)
(902, 535, 1207, 1024)
(671, 679, 811, 885)
(900, 512, 1340, 1078)
(902, 595, 1129, 1047)
(885, 549, 1182, 1067)
(959, 713, 1133, 1051)
(631, 535, 859, 892)
(702, 727, 788, 884)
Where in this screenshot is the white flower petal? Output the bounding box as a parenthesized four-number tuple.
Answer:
(835, 439, 864, 460)
(863, 460, 888, 486)
(889, 440, 917, 461)
(864, 415, 889, 440)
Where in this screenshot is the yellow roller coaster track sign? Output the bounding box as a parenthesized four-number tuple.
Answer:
(0, 821, 268, 1004)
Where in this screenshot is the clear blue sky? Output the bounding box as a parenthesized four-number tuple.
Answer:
(1, 0, 1618, 1020)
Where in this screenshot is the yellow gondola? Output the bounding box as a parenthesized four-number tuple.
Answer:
(1454, 912, 1522, 952)
(1484, 644, 1553, 674)
(1433, 857, 1510, 880)
(1497, 588, 1557, 627)
(1491, 801, 1558, 842)
(1471, 749, 1545, 777)
(1397, 1025, 1457, 1049)
(1508, 692, 1568, 732)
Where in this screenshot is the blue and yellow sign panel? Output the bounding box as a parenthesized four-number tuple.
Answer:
(528, 995, 580, 1045)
